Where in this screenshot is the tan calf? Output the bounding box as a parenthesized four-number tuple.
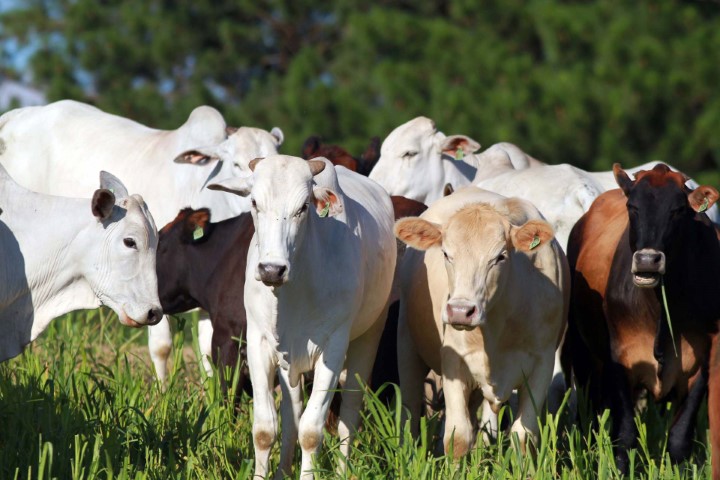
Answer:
(395, 187, 569, 456)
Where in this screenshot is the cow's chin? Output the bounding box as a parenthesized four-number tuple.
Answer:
(262, 279, 286, 288)
(118, 309, 143, 328)
(633, 272, 660, 288)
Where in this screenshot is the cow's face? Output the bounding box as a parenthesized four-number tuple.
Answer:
(614, 163, 719, 288)
(369, 117, 480, 204)
(156, 208, 211, 311)
(81, 172, 162, 327)
(395, 204, 554, 330)
(208, 155, 342, 287)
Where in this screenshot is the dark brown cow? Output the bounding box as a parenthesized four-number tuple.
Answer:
(563, 163, 720, 472)
(301, 135, 381, 176)
(156, 208, 254, 404)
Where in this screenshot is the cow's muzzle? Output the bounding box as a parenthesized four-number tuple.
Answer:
(444, 299, 481, 330)
(258, 262, 289, 287)
(120, 306, 163, 327)
(631, 248, 665, 288)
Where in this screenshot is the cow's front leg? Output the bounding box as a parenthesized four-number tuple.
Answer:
(248, 332, 279, 479)
(441, 349, 473, 458)
(277, 368, 302, 478)
(668, 364, 707, 463)
(197, 313, 214, 377)
(148, 316, 173, 382)
(512, 353, 554, 453)
(298, 341, 347, 480)
(337, 308, 387, 472)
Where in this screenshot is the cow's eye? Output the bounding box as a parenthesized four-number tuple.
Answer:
(251, 199, 257, 209)
(123, 238, 137, 249)
(233, 162, 241, 169)
(442, 250, 453, 262)
(295, 203, 308, 217)
(496, 252, 507, 264)
(402, 151, 418, 159)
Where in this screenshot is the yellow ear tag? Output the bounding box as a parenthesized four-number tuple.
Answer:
(319, 202, 330, 218)
(529, 235, 540, 250)
(455, 147, 464, 161)
(699, 197, 709, 213)
(193, 226, 204, 240)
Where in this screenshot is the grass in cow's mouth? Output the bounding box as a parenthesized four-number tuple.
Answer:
(0, 309, 711, 479)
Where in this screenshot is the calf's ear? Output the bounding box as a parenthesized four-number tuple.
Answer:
(207, 176, 252, 197)
(270, 127, 284, 146)
(312, 187, 343, 217)
(394, 217, 442, 250)
(613, 163, 634, 196)
(183, 209, 211, 242)
(440, 135, 481, 160)
(688, 185, 720, 213)
(511, 219, 554, 252)
(91, 189, 116, 220)
(174, 145, 222, 165)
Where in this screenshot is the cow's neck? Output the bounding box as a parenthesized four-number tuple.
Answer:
(2, 188, 102, 341)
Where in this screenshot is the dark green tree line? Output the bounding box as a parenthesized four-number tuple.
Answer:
(2, 0, 719, 181)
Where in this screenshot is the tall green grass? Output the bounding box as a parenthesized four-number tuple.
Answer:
(0, 310, 713, 479)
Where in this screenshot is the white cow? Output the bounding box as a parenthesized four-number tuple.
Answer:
(368, 116, 543, 204)
(208, 155, 396, 479)
(395, 187, 568, 455)
(0, 166, 162, 362)
(0, 99, 283, 380)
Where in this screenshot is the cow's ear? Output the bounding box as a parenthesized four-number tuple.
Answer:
(688, 185, 720, 213)
(271, 127, 284, 146)
(394, 217, 442, 250)
(183, 209, 211, 242)
(312, 187, 343, 217)
(443, 183, 454, 197)
(174, 146, 221, 165)
(99, 171, 129, 199)
(440, 135, 481, 160)
(207, 177, 252, 197)
(511, 219, 555, 252)
(613, 163, 634, 195)
(91, 189, 116, 220)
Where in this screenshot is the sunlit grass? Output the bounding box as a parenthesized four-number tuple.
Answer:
(0, 310, 713, 479)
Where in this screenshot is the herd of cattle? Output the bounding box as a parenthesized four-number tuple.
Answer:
(0, 99, 719, 478)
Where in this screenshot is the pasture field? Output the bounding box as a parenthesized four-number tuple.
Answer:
(0, 309, 713, 479)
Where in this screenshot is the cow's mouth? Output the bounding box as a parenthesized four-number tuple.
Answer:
(119, 311, 143, 328)
(633, 272, 660, 288)
(451, 324, 476, 332)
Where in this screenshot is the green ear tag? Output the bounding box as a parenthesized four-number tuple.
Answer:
(455, 147, 464, 161)
(699, 197, 709, 213)
(319, 202, 330, 218)
(529, 235, 540, 250)
(193, 226, 204, 240)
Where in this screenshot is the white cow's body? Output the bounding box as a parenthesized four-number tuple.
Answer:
(0, 166, 162, 362)
(209, 155, 396, 479)
(395, 187, 568, 455)
(0, 99, 283, 379)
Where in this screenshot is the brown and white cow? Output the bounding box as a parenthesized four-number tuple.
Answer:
(563, 163, 720, 472)
(395, 186, 568, 456)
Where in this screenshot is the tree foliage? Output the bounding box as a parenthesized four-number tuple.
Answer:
(2, 0, 719, 180)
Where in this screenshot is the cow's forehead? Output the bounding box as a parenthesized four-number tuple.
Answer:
(444, 205, 508, 250)
(122, 195, 158, 241)
(252, 156, 313, 198)
(634, 165, 686, 190)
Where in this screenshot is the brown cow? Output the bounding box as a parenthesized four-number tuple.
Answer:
(301, 135, 381, 176)
(711, 330, 720, 480)
(563, 163, 720, 472)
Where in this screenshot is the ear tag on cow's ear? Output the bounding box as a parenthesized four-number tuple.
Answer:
(454, 147, 464, 161)
(193, 226, 204, 240)
(699, 197, 709, 213)
(529, 235, 541, 250)
(319, 201, 330, 218)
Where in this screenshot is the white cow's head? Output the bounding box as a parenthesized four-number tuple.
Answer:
(208, 155, 341, 287)
(395, 202, 554, 330)
(82, 171, 163, 327)
(369, 116, 480, 204)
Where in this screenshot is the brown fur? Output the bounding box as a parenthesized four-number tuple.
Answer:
(710, 329, 720, 480)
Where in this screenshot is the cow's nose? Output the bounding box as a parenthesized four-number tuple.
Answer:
(147, 308, 163, 325)
(258, 262, 288, 286)
(632, 249, 666, 274)
(445, 300, 480, 329)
